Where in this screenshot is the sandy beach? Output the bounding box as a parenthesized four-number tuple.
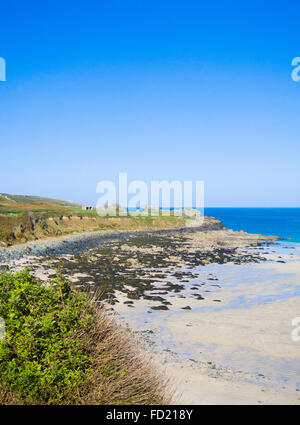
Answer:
(113, 244, 300, 404)
(1, 223, 299, 404)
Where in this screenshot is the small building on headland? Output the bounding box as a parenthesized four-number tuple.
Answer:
(81, 205, 95, 211)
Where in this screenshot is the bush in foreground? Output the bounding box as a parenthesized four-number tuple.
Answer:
(0, 269, 172, 404)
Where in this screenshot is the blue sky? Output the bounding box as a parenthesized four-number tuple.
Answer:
(0, 0, 299, 207)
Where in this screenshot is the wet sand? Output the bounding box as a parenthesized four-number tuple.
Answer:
(113, 244, 300, 404)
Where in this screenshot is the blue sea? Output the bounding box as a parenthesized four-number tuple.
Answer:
(205, 208, 300, 243)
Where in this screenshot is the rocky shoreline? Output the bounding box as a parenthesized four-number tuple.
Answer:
(0, 216, 223, 262)
(0, 217, 280, 312)
(3, 215, 298, 405)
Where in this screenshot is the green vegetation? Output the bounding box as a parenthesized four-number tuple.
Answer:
(0, 269, 172, 405)
(0, 194, 186, 246)
(0, 269, 92, 403)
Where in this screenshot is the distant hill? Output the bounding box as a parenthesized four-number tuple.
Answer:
(0, 193, 82, 208)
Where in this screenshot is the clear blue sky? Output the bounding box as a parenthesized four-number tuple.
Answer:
(0, 0, 299, 207)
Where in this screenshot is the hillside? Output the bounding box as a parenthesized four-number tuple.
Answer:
(0, 193, 185, 246)
(0, 193, 82, 208)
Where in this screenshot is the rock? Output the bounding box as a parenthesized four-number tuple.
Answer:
(151, 305, 169, 311)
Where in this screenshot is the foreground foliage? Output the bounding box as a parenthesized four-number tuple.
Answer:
(0, 269, 171, 404)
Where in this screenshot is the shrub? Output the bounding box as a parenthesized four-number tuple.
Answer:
(0, 269, 172, 405)
(0, 269, 93, 403)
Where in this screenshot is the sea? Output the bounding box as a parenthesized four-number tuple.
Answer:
(205, 208, 300, 243)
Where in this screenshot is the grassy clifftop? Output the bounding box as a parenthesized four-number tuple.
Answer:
(0, 194, 185, 246)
